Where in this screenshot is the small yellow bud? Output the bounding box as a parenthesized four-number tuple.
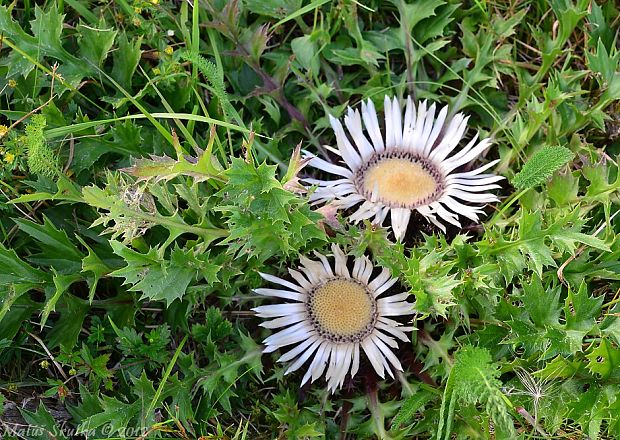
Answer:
(164, 45, 174, 56)
(150, 0, 160, 4)
(4, 152, 15, 164)
(8, 79, 17, 88)
(152, 67, 161, 75)
(40, 359, 50, 369)
(132, 17, 142, 27)
(0, 125, 8, 139)
(69, 367, 77, 376)
(133, 6, 142, 13)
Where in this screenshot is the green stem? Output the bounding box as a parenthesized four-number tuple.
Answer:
(368, 388, 393, 440)
(486, 188, 529, 228)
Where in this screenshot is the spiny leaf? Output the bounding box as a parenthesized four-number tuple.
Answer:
(512, 146, 574, 190)
(586, 338, 620, 379)
(109, 241, 220, 306)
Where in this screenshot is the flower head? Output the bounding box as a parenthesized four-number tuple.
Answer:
(253, 245, 414, 392)
(306, 96, 503, 240)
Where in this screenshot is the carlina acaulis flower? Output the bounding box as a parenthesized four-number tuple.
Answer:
(305, 95, 504, 240)
(253, 245, 415, 393)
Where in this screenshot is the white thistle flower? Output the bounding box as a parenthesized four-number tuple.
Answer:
(306, 95, 504, 240)
(253, 245, 415, 393)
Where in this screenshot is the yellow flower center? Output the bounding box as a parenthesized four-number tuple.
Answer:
(309, 279, 376, 341)
(362, 157, 440, 207)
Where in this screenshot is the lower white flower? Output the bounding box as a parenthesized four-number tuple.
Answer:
(253, 245, 415, 392)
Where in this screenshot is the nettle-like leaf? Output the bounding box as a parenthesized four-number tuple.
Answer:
(512, 146, 574, 190)
(20, 402, 68, 440)
(390, 391, 435, 430)
(437, 346, 514, 440)
(109, 241, 220, 306)
(564, 282, 604, 349)
(23, 114, 61, 179)
(582, 157, 620, 203)
(77, 21, 117, 67)
(217, 158, 324, 262)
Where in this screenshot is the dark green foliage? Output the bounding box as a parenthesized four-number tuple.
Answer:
(218, 157, 325, 262)
(0, 0, 619, 438)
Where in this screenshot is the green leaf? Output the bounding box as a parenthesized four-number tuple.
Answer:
(20, 402, 68, 440)
(76, 236, 112, 303)
(391, 0, 446, 32)
(217, 158, 324, 262)
(404, 235, 462, 318)
(83, 172, 227, 245)
(0, 243, 50, 285)
(391, 391, 435, 429)
(78, 21, 117, 67)
(243, 0, 302, 18)
(13, 215, 83, 270)
(522, 275, 562, 327)
(23, 114, 61, 179)
(78, 395, 136, 435)
(46, 294, 89, 349)
(291, 34, 319, 72)
(564, 282, 604, 339)
(438, 346, 514, 440)
(512, 146, 574, 190)
(586, 339, 620, 379)
(0, 4, 87, 83)
(111, 32, 143, 90)
(0, 243, 50, 324)
(40, 271, 82, 328)
(109, 241, 216, 306)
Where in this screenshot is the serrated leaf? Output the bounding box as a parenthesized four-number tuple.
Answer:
(391, 391, 435, 429)
(0, 4, 89, 84)
(217, 158, 324, 262)
(76, 236, 112, 303)
(112, 32, 142, 89)
(512, 146, 574, 189)
(0, 243, 49, 285)
(586, 339, 620, 379)
(404, 237, 462, 318)
(564, 282, 604, 335)
(20, 402, 68, 440)
(522, 275, 562, 327)
(109, 242, 217, 306)
(77, 395, 136, 435)
(78, 21, 117, 67)
(46, 294, 89, 349)
(40, 271, 82, 328)
(13, 215, 83, 271)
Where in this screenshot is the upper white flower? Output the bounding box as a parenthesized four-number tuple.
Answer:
(306, 95, 504, 240)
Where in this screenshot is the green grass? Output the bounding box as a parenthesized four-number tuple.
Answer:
(0, 0, 620, 438)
